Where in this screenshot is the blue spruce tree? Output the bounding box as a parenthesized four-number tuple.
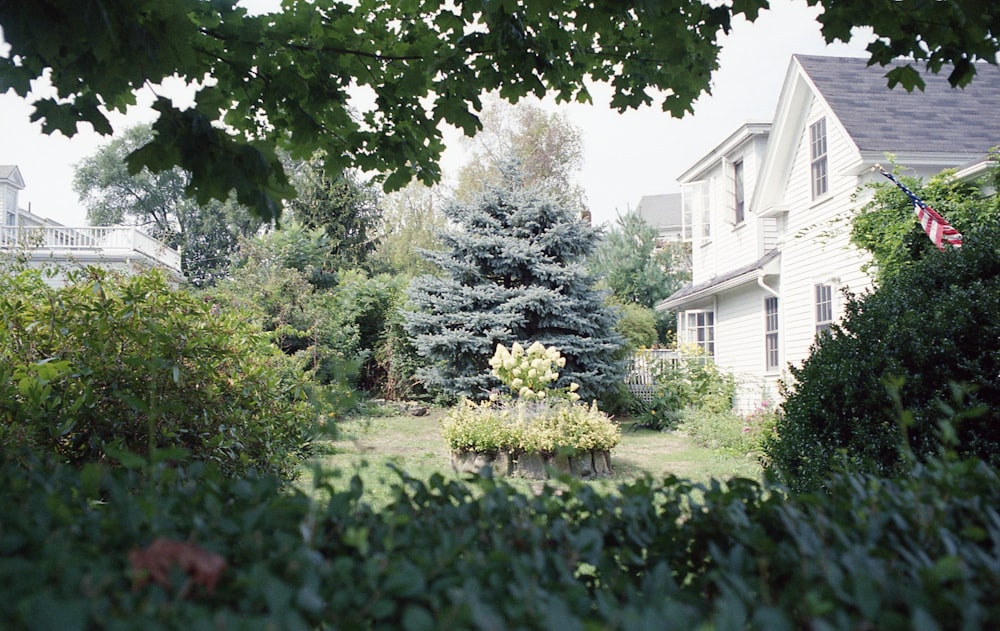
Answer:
(404, 166, 624, 402)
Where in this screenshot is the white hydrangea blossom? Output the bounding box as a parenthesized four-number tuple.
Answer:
(489, 342, 580, 402)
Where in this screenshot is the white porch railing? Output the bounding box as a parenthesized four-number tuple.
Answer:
(0, 225, 181, 272)
(625, 348, 682, 403)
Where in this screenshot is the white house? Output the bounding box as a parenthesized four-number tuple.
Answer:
(1, 165, 182, 285)
(635, 193, 685, 244)
(657, 55, 1000, 412)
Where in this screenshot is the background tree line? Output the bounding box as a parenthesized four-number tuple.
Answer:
(73, 100, 687, 409)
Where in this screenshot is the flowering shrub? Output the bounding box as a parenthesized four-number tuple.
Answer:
(442, 343, 619, 458)
(633, 345, 736, 430)
(441, 399, 519, 454)
(488, 342, 580, 402)
(441, 399, 619, 455)
(522, 402, 620, 453)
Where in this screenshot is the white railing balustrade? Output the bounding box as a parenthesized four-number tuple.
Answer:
(0, 225, 181, 272)
(625, 348, 682, 403)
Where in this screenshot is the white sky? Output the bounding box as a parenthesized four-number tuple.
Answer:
(0, 0, 873, 228)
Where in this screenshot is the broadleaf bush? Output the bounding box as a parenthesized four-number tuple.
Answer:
(0, 266, 317, 477)
(679, 401, 779, 462)
(766, 222, 1000, 492)
(3, 450, 1000, 629)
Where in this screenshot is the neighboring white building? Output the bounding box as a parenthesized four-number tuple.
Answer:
(657, 55, 1000, 412)
(0, 165, 181, 285)
(635, 193, 685, 244)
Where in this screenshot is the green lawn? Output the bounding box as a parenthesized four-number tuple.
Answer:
(304, 406, 763, 505)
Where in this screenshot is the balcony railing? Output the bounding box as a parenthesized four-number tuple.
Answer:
(0, 225, 181, 272)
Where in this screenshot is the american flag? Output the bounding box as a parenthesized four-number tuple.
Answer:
(875, 165, 963, 251)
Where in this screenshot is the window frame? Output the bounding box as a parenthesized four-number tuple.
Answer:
(815, 283, 834, 333)
(3, 188, 16, 227)
(809, 118, 828, 200)
(764, 296, 779, 371)
(733, 159, 745, 225)
(682, 309, 715, 356)
(681, 179, 712, 245)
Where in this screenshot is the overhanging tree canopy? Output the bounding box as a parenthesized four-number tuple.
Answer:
(2, 0, 996, 220)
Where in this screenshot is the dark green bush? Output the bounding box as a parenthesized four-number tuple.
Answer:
(0, 267, 317, 477)
(335, 269, 421, 398)
(2, 450, 999, 629)
(207, 231, 419, 402)
(766, 222, 1000, 492)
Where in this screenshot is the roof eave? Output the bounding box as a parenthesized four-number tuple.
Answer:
(678, 122, 771, 184)
(656, 271, 758, 311)
(656, 251, 781, 311)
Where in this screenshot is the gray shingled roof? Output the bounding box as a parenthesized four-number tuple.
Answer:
(635, 193, 682, 229)
(657, 249, 780, 311)
(796, 55, 1000, 155)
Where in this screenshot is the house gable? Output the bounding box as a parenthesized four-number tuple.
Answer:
(752, 58, 863, 218)
(0, 165, 26, 190)
(677, 123, 771, 284)
(1, 165, 26, 227)
(660, 54, 1000, 414)
(753, 55, 1000, 218)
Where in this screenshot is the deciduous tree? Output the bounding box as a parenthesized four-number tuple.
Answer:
(851, 164, 1000, 283)
(371, 181, 449, 277)
(453, 97, 587, 211)
(8, 0, 991, 220)
(73, 124, 263, 285)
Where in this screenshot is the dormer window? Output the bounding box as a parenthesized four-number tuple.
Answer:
(810, 118, 828, 199)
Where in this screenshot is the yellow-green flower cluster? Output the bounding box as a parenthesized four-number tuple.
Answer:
(488, 342, 579, 402)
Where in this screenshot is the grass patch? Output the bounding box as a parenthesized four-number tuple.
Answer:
(614, 422, 764, 482)
(304, 406, 763, 506)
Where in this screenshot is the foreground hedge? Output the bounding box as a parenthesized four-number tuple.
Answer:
(3, 453, 999, 630)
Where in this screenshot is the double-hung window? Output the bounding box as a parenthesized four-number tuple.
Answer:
(681, 180, 711, 244)
(815, 284, 834, 333)
(683, 310, 715, 356)
(764, 297, 779, 371)
(810, 118, 828, 199)
(733, 160, 745, 225)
